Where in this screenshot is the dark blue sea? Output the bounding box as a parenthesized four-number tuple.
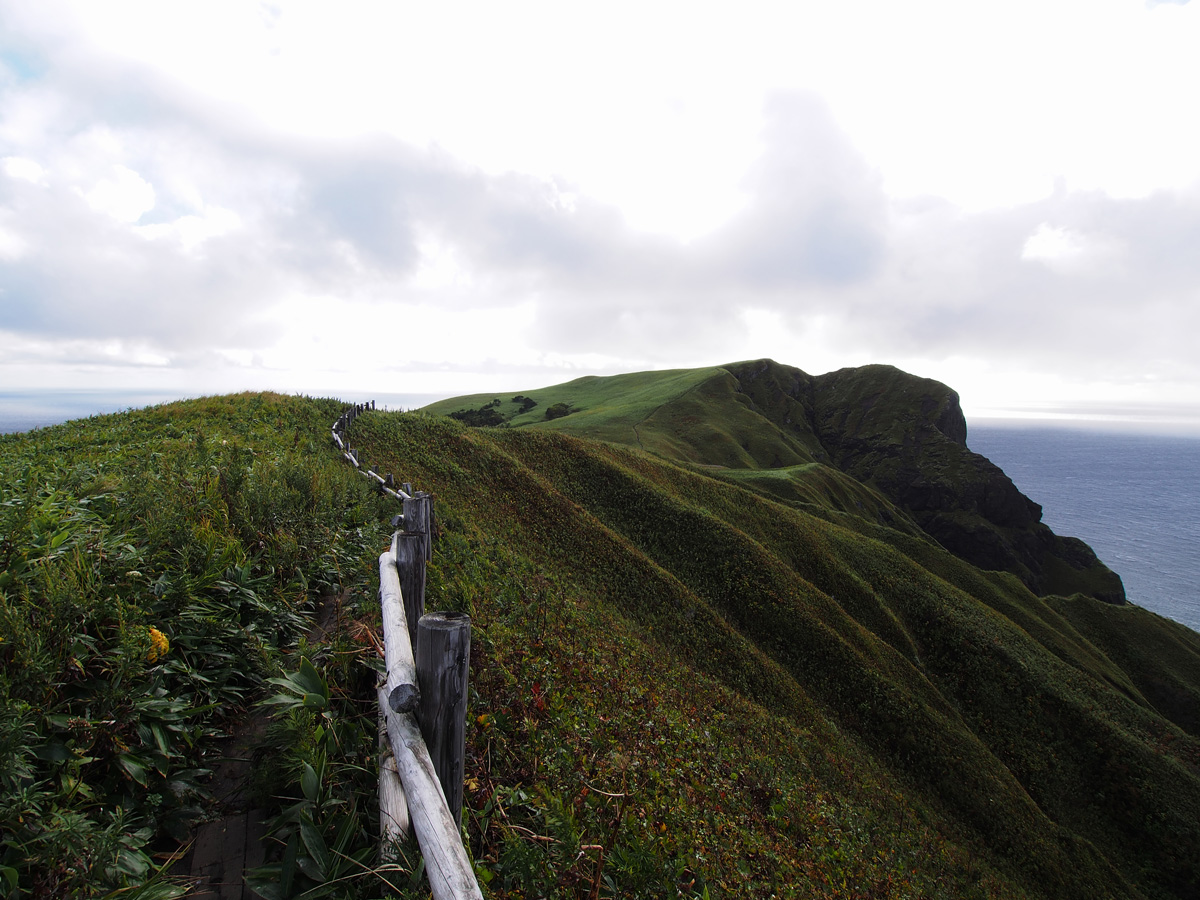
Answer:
(969, 424, 1200, 634)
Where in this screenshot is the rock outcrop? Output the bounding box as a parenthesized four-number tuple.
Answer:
(727, 359, 1126, 603)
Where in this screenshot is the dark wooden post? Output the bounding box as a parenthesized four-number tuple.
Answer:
(403, 492, 434, 561)
(392, 533, 427, 649)
(416, 612, 471, 827)
(378, 556, 483, 899)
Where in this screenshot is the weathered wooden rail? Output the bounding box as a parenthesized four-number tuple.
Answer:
(333, 403, 483, 900)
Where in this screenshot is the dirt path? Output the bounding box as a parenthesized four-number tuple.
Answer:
(170, 714, 270, 899)
(172, 594, 344, 898)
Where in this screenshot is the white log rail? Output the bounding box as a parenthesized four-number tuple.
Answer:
(378, 706, 410, 846)
(333, 403, 482, 900)
(378, 552, 482, 900)
(331, 401, 414, 500)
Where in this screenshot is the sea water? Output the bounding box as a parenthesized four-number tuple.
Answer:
(0, 391, 185, 434)
(968, 425, 1200, 634)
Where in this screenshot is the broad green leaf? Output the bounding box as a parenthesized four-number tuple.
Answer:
(295, 856, 324, 885)
(243, 866, 284, 900)
(115, 847, 150, 877)
(118, 752, 150, 785)
(299, 815, 330, 882)
(280, 832, 299, 896)
(331, 802, 359, 856)
(261, 693, 305, 709)
(296, 658, 329, 701)
(33, 740, 70, 762)
(150, 723, 171, 756)
(300, 762, 320, 803)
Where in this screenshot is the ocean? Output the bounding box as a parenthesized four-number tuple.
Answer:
(0, 390, 187, 435)
(968, 424, 1200, 634)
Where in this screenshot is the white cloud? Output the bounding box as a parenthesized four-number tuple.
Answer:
(0, 225, 28, 261)
(135, 206, 242, 252)
(1, 0, 1199, 423)
(83, 164, 155, 223)
(1019, 223, 1126, 275)
(2, 156, 46, 184)
(1022, 225, 1087, 263)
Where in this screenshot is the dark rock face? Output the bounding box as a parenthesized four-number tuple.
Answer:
(727, 359, 1126, 604)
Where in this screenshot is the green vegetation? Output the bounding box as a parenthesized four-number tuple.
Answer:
(449, 400, 506, 428)
(0, 394, 395, 898)
(425, 359, 1126, 603)
(357, 409, 1200, 899)
(3, 374, 1199, 899)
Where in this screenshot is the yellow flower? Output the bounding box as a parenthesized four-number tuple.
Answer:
(147, 627, 169, 663)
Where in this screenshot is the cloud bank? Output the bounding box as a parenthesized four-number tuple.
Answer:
(2, 1, 1199, 424)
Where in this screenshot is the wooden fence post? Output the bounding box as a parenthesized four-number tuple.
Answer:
(378, 556, 483, 900)
(403, 492, 434, 561)
(416, 612, 471, 828)
(391, 532, 427, 650)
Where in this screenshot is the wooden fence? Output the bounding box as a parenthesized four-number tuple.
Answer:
(333, 403, 483, 900)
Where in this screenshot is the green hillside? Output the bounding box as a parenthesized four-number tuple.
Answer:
(2, 384, 1199, 899)
(425, 359, 1126, 603)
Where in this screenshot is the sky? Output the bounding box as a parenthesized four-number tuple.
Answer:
(2, 0, 1200, 431)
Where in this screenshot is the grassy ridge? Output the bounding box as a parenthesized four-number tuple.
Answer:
(0, 394, 396, 898)
(4, 394, 1200, 899)
(354, 411, 1200, 899)
(422, 364, 824, 467)
(426, 359, 1127, 604)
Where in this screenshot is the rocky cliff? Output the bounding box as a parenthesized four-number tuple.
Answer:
(727, 359, 1126, 603)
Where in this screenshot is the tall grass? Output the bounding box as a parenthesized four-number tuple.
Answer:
(6, 396, 1200, 899)
(354, 410, 1200, 900)
(0, 394, 393, 898)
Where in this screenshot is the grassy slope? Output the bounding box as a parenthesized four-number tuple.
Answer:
(0, 394, 397, 898)
(424, 365, 922, 537)
(426, 359, 1126, 604)
(354, 410, 1200, 900)
(5, 396, 1200, 899)
(426, 364, 822, 468)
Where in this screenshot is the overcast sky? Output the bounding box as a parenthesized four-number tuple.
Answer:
(2, 0, 1199, 429)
